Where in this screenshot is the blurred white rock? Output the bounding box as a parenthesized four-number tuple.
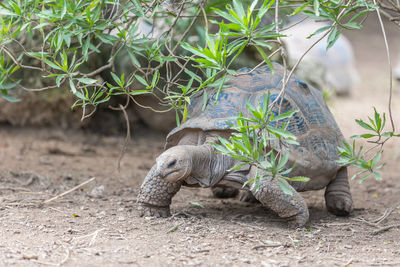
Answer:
(282, 19, 359, 96)
(395, 54, 400, 81)
(88, 185, 105, 198)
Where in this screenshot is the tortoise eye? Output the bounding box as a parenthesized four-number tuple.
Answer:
(167, 159, 177, 169)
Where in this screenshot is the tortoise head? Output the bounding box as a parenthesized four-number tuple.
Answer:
(155, 146, 193, 182)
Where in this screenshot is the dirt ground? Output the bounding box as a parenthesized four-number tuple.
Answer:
(1, 15, 400, 267)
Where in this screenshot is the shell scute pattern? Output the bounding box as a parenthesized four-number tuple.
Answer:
(166, 64, 344, 159)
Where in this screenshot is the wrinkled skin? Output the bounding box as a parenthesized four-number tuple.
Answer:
(155, 146, 193, 182)
(137, 143, 353, 227)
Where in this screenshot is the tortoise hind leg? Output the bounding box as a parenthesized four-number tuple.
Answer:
(211, 187, 239, 198)
(249, 167, 309, 227)
(138, 165, 182, 217)
(324, 167, 353, 216)
(238, 191, 258, 203)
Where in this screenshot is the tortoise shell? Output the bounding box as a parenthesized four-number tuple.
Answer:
(166, 64, 344, 185)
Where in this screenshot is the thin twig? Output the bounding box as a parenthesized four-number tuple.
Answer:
(43, 177, 96, 204)
(31, 260, 59, 266)
(128, 94, 173, 113)
(372, 204, 399, 224)
(58, 246, 70, 266)
(73, 228, 105, 246)
(80, 105, 97, 121)
(352, 202, 399, 227)
(352, 217, 379, 227)
(89, 228, 104, 246)
(373, 0, 395, 133)
(18, 83, 60, 92)
(372, 223, 400, 235)
(270, 0, 350, 108)
(117, 104, 131, 173)
(280, 16, 309, 32)
(82, 62, 113, 77)
(0, 187, 34, 192)
(1, 46, 46, 72)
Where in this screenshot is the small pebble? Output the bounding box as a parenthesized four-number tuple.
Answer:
(88, 185, 105, 198)
(22, 254, 38, 260)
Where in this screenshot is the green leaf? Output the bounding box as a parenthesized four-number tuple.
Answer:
(373, 107, 382, 131)
(61, 1, 67, 19)
(221, 23, 243, 31)
(252, 39, 273, 49)
(382, 132, 400, 137)
(351, 170, 367, 180)
(43, 58, 62, 71)
(277, 178, 293, 195)
(257, 0, 275, 20)
(1, 90, 20, 102)
(359, 173, 371, 183)
(266, 125, 296, 139)
(129, 90, 148, 96)
(343, 22, 362, 30)
(0, 80, 20, 90)
(127, 50, 141, 67)
(371, 152, 382, 167)
(56, 74, 65, 87)
(290, 1, 311, 16)
(272, 110, 297, 122)
(134, 74, 149, 87)
(189, 201, 204, 208)
(132, 0, 145, 17)
(350, 133, 376, 139)
(69, 79, 77, 94)
(228, 162, 249, 171)
(254, 46, 273, 73)
(355, 119, 375, 132)
(307, 25, 331, 39)
(327, 27, 342, 50)
(313, 0, 320, 16)
(284, 176, 310, 182)
(77, 78, 97, 85)
(211, 8, 241, 25)
(373, 172, 382, 181)
(151, 70, 159, 89)
(276, 154, 289, 170)
(182, 104, 188, 123)
(249, 0, 258, 13)
(232, 0, 246, 22)
(167, 225, 179, 233)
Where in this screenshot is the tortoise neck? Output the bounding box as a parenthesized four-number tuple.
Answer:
(187, 143, 234, 187)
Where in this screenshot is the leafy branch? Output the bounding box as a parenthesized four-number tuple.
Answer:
(213, 93, 309, 194)
(337, 108, 400, 182)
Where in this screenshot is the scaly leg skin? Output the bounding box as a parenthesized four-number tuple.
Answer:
(249, 167, 309, 227)
(324, 167, 353, 216)
(211, 187, 239, 199)
(137, 166, 182, 217)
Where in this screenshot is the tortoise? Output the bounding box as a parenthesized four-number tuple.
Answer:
(137, 63, 353, 227)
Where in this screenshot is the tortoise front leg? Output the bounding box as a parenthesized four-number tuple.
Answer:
(324, 167, 353, 216)
(137, 165, 182, 217)
(249, 167, 309, 227)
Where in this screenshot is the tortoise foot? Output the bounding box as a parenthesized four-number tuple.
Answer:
(286, 211, 309, 228)
(325, 192, 353, 216)
(211, 187, 239, 199)
(138, 203, 171, 218)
